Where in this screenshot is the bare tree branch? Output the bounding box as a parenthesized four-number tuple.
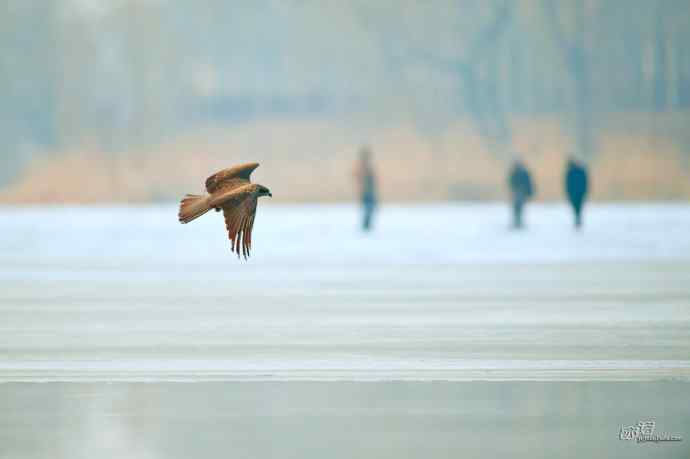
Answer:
(404, 0, 516, 158)
(542, 0, 569, 59)
(541, 0, 595, 159)
(466, 0, 514, 65)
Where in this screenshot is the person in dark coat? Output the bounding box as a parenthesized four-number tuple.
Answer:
(353, 146, 378, 231)
(564, 157, 589, 229)
(507, 159, 534, 229)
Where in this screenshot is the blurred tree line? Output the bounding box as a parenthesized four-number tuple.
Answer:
(1, 0, 689, 185)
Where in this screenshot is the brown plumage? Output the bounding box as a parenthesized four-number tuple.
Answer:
(178, 163, 272, 259)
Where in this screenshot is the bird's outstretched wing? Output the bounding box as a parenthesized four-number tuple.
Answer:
(205, 162, 259, 194)
(217, 186, 258, 259)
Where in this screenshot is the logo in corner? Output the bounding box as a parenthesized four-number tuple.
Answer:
(619, 420, 682, 444)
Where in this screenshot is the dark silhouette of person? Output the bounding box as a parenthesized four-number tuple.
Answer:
(564, 157, 589, 229)
(353, 147, 377, 231)
(507, 159, 534, 229)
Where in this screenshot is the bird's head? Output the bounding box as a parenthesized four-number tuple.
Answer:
(255, 184, 272, 198)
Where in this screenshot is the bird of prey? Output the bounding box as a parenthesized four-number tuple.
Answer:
(178, 162, 272, 259)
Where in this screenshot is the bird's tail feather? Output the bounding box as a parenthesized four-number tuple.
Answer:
(178, 194, 211, 223)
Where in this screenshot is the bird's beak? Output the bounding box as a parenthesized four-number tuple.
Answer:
(268, 192, 272, 197)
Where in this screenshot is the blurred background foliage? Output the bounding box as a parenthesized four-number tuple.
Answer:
(1, 0, 689, 202)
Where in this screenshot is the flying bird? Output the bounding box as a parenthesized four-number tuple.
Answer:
(178, 162, 272, 259)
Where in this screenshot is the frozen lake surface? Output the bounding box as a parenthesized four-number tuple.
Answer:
(1, 203, 689, 381)
(2, 203, 689, 458)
